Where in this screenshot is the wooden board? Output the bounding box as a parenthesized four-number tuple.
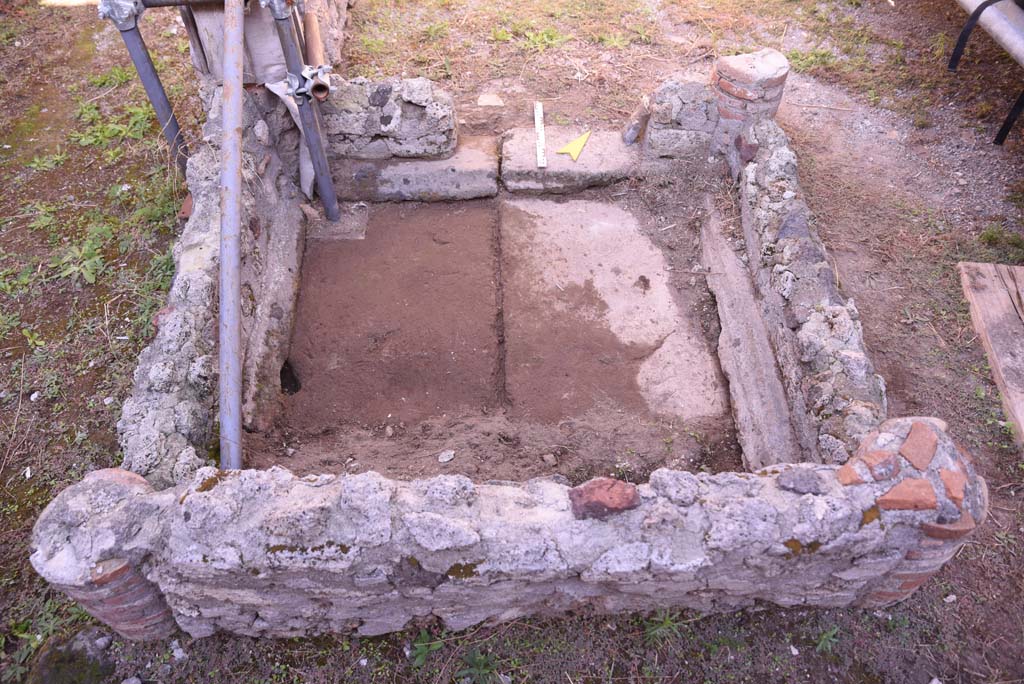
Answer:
(959, 261, 1024, 448)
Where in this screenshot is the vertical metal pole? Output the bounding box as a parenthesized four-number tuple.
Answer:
(272, 12, 341, 221)
(219, 0, 244, 470)
(118, 26, 189, 174)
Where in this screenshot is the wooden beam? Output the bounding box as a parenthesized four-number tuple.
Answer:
(958, 261, 1024, 448)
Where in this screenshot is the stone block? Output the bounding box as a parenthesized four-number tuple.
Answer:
(500, 127, 639, 193)
(321, 76, 457, 159)
(645, 127, 713, 159)
(330, 136, 498, 201)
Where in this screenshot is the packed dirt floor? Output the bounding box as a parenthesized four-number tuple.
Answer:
(2, 0, 1024, 682)
(251, 185, 740, 481)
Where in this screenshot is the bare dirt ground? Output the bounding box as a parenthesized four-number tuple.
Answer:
(2, 0, 1024, 682)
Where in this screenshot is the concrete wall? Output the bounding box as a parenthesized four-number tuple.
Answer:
(738, 119, 888, 463)
(117, 84, 306, 489)
(31, 419, 986, 639)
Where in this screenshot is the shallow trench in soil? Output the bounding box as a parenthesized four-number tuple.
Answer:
(246, 192, 744, 482)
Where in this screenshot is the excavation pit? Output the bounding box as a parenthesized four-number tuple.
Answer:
(253, 196, 737, 481)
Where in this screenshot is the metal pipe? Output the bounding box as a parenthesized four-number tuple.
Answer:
(142, 0, 223, 7)
(302, 10, 331, 101)
(218, 0, 244, 470)
(118, 26, 189, 173)
(273, 12, 340, 221)
(291, 8, 307, 58)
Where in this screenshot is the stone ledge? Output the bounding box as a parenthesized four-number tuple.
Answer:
(331, 135, 499, 202)
(500, 127, 639, 193)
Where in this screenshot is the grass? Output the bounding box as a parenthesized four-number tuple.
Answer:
(644, 610, 682, 645)
(978, 224, 1024, 264)
(786, 47, 836, 72)
(814, 626, 840, 654)
(0, 5, 194, 678)
(26, 148, 67, 172)
(87, 64, 134, 88)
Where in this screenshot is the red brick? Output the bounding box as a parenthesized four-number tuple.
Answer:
(893, 570, 935, 582)
(922, 510, 977, 541)
(717, 106, 746, 122)
(899, 576, 930, 591)
(178, 192, 194, 220)
(900, 421, 939, 470)
(869, 590, 909, 601)
(953, 439, 974, 464)
(569, 478, 640, 520)
(939, 468, 967, 507)
(837, 462, 864, 486)
(905, 547, 954, 562)
(734, 136, 759, 164)
(90, 558, 132, 585)
(716, 75, 762, 101)
(860, 450, 901, 481)
(877, 478, 938, 511)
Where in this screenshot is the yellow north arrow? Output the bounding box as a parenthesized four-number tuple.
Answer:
(557, 131, 591, 162)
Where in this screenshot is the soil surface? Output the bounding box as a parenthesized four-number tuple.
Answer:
(254, 191, 739, 481)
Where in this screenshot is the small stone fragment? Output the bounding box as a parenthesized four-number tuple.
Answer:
(877, 478, 938, 511)
(94, 635, 112, 650)
(899, 421, 939, 471)
(437, 449, 456, 463)
(477, 92, 504, 107)
(177, 192, 194, 220)
(170, 639, 188, 661)
(29, 391, 40, 402)
(859, 450, 901, 481)
(541, 453, 558, 467)
(569, 477, 640, 520)
(777, 467, 827, 495)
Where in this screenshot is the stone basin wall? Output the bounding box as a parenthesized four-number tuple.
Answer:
(31, 419, 987, 640)
(29, 49, 985, 642)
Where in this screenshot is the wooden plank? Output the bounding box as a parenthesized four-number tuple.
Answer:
(702, 201, 803, 470)
(959, 261, 1024, 448)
